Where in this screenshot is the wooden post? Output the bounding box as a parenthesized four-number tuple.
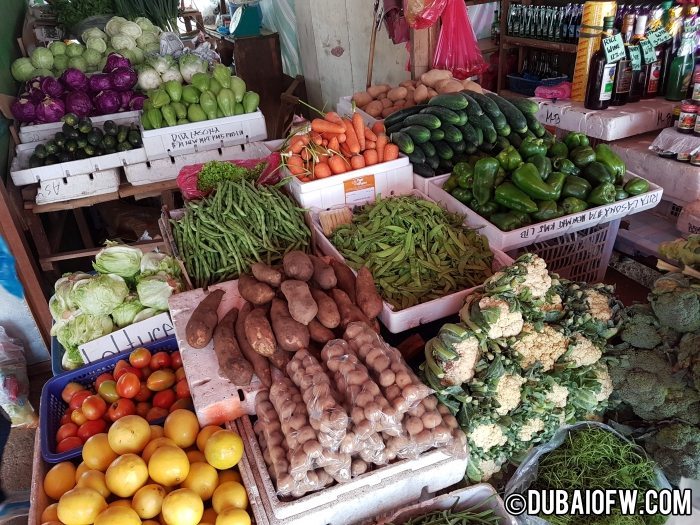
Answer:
(410, 25, 439, 80)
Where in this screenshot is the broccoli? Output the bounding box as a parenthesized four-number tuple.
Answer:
(648, 273, 700, 333)
(644, 423, 700, 485)
(659, 235, 700, 268)
(619, 304, 664, 349)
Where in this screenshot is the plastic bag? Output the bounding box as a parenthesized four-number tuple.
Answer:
(534, 81, 572, 100)
(432, 0, 488, 80)
(0, 327, 38, 428)
(404, 0, 448, 29)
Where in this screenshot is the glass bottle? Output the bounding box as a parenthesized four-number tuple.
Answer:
(551, 54, 560, 77)
(560, 4, 571, 42)
(629, 14, 649, 102)
(665, 30, 696, 100)
(642, 8, 664, 98)
(574, 5, 583, 42)
(611, 14, 636, 106)
(585, 17, 618, 110)
(660, 5, 684, 96)
(491, 9, 500, 45)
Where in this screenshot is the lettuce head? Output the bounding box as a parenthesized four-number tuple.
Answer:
(93, 242, 143, 278)
(137, 272, 181, 311)
(111, 295, 145, 328)
(52, 313, 114, 368)
(140, 252, 182, 278)
(71, 274, 129, 316)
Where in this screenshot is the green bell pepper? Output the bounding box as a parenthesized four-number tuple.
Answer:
(588, 182, 616, 206)
(595, 143, 626, 180)
(562, 175, 592, 200)
(191, 72, 211, 93)
(532, 200, 562, 221)
(164, 80, 182, 103)
(553, 157, 580, 177)
(512, 163, 559, 200)
(570, 146, 597, 168)
(519, 136, 548, 159)
(490, 212, 523, 231)
(511, 211, 532, 226)
(470, 200, 500, 218)
(495, 182, 538, 214)
(473, 157, 500, 206)
(546, 171, 567, 200)
(443, 174, 459, 193)
(528, 154, 552, 179)
(615, 185, 629, 201)
(452, 188, 473, 204)
(563, 132, 590, 150)
(623, 177, 650, 196)
(496, 146, 523, 172)
(495, 167, 507, 187)
(561, 197, 588, 214)
(582, 161, 615, 185)
(453, 162, 474, 189)
(542, 130, 555, 148)
(160, 104, 177, 127)
(548, 141, 569, 159)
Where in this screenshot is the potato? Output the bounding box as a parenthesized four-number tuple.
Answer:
(380, 97, 392, 108)
(462, 79, 483, 93)
(186, 289, 225, 349)
(238, 273, 275, 305)
(281, 280, 318, 325)
(283, 250, 314, 281)
(244, 307, 276, 357)
(329, 259, 357, 303)
(214, 307, 254, 385)
(387, 87, 407, 101)
(381, 106, 395, 118)
(376, 92, 387, 100)
(405, 89, 415, 104)
(308, 319, 335, 344)
(235, 302, 271, 387)
(331, 288, 370, 328)
(251, 262, 282, 287)
(420, 69, 452, 87)
(309, 255, 337, 290)
(393, 99, 406, 108)
(366, 84, 389, 98)
(427, 88, 438, 98)
(414, 83, 429, 104)
(399, 79, 415, 89)
(438, 79, 464, 94)
(355, 267, 383, 319)
(352, 91, 373, 107)
(270, 298, 309, 352)
(364, 100, 383, 118)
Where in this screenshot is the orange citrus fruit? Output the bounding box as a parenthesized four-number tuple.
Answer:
(76, 470, 110, 499)
(148, 445, 190, 486)
(164, 409, 199, 448)
(93, 506, 141, 525)
(44, 461, 76, 500)
(57, 487, 107, 525)
(211, 481, 248, 513)
(150, 425, 164, 440)
(187, 449, 207, 463)
(40, 502, 59, 522)
(218, 470, 241, 485)
(82, 433, 118, 472)
(105, 453, 148, 497)
(215, 507, 251, 525)
(196, 426, 222, 452)
(204, 430, 243, 470)
(108, 415, 150, 454)
(161, 488, 204, 525)
(132, 483, 167, 519)
(142, 436, 178, 462)
(182, 462, 218, 500)
(75, 461, 90, 482)
(201, 508, 218, 523)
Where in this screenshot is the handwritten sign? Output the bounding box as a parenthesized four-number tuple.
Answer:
(36, 179, 64, 201)
(628, 45, 642, 71)
(344, 175, 376, 205)
(538, 106, 562, 126)
(78, 312, 174, 363)
(640, 39, 657, 65)
(683, 20, 700, 34)
(647, 27, 672, 47)
(602, 33, 626, 63)
(167, 125, 246, 152)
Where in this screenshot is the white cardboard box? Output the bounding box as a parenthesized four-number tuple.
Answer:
(34, 169, 121, 204)
(427, 173, 663, 251)
(336, 96, 377, 125)
(17, 110, 141, 144)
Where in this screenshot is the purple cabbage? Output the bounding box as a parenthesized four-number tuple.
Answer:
(128, 93, 146, 111)
(94, 90, 121, 115)
(60, 69, 88, 92)
(110, 67, 138, 92)
(35, 97, 65, 123)
(118, 91, 133, 110)
(25, 78, 44, 103)
(11, 98, 36, 123)
(40, 77, 64, 98)
(103, 53, 131, 74)
(65, 91, 94, 118)
(88, 73, 112, 93)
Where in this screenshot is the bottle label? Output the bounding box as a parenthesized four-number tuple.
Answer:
(693, 82, 700, 102)
(647, 61, 662, 94)
(599, 63, 618, 101)
(615, 63, 633, 93)
(679, 109, 697, 130)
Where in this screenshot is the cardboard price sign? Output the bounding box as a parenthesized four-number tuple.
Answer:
(344, 175, 376, 205)
(628, 45, 642, 71)
(603, 33, 626, 63)
(639, 39, 657, 65)
(647, 27, 672, 47)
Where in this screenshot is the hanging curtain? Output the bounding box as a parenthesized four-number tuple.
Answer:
(259, 0, 302, 78)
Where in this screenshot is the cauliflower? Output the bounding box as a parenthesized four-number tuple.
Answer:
(592, 363, 613, 403)
(585, 289, 613, 321)
(494, 373, 526, 416)
(423, 324, 482, 388)
(542, 293, 563, 316)
(512, 323, 569, 371)
(545, 383, 569, 408)
(476, 296, 524, 339)
(471, 456, 507, 482)
(484, 253, 552, 300)
(517, 418, 545, 442)
(563, 334, 602, 368)
(470, 423, 508, 452)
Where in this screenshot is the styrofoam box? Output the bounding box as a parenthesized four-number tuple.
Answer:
(141, 110, 267, 160)
(34, 169, 120, 204)
(18, 110, 141, 144)
(533, 97, 677, 141)
(286, 156, 413, 209)
(235, 415, 468, 525)
(427, 173, 663, 251)
(615, 207, 681, 259)
(336, 96, 377, 124)
(123, 142, 271, 185)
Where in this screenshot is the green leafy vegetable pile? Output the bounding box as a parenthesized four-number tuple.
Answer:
(196, 160, 266, 192)
(50, 0, 115, 31)
(390, 498, 503, 524)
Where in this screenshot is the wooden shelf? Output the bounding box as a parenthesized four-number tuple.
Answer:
(478, 38, 499, 55)
(502, 36, 578, 54)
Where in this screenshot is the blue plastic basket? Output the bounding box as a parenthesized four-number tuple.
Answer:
(40, 336, 179, 464)
(506, 74, 569, 97)
(51, 336, 66, 377)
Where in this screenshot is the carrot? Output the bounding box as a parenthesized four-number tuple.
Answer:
(366, 140, 376, 149)
(372, 121, 385, 135)
(337, 133, 346, 143)
(328, 136, 340, 152)
(339, 143, 352, 157)
(329, 155, 348, 174)
(312, 119, 345, 134)
(363, 149, 378, 166)
(300, 148, 311, 161)
(321, 139, 328, 147)
(286, 154, 305, 176)
(364, 128, 378, 142)
(310, 132, 323, 145)
(325, 112, 344, 125)
(289, 135, 308, 154)
(384, 143, 399, 161)
(352, 113, 366, 151)
(313, 161, 332, 179)
(299, 176, 312, 182)
(376, 134, 388, 162)
(350, 155, 366, 170)
(342, 118, 361, 154)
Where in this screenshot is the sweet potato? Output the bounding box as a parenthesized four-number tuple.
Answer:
(309, 255, 337, 290)
(399, 79, 416, 89)
(280, 280, 318, 325)
(331, 288, 370, 328)
(238, 273, 275, 305)
(330, 259, 356, 303)
(352, 91, 373, 107)
(366, 84, 389, 98)
(186, 289, 225, 349)
(462, 79, 484, 93)
(309, 288, 340, 329)
(235, 303, 271, 387)
(251, 262, 282, 287)
(283, 250, 314, 281)
(427, 88, 438, 98)
(268, 347, 291, 371)
(364, 100, 383, 118)
(355, 266, 383, 319)
(308, 318, 335, 344)
(270, 298, 310, 352)
(244, 307, 276, 357)
(387, 87, 408, 101)
(213, 307, 254, 385)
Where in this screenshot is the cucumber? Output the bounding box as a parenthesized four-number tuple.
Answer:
(413, 163, 436, 178)
(519, 129, 536, 140)
(438, 157, 455, 173)
(426, 155, 440, 170)
(428, 93, 469, 111)
(474, 126, 484, 146)
(403, 113, 441, 130)
(384, 105, 427, 128)
(390, 132, 414, 155)
(430, 129, 445, 141)
(441, 124, 463, 144)
(505, 97, 540, 115)
(409, 148, 426, 165)
(508, 133, 523, 149)
(470, 113, 497, 144)
(461, 93, 484, 118)
(458, 122, 479, 145)
(417, 141, 436, 158)
(456, 110, 468, 126)
(451, 140, 466, 154)
(420, 106, 460, 125)
(434, 140, 454, 160)
(479, 142, 496, 154)
(525, 112, 545, 137)
(464, 141, 478, 154)
(497, 123, 512, 137)
(400, 125, 431, 144)
(494, 135, 511, 152)
(465, 90, 507, 129)
(485, 93, 528, 134)
(386, 123, 403, 135)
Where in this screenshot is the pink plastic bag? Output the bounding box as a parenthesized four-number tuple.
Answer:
(403, 0, 448, 29)
(432, 0, 488, 80)
(535, 81, 572, 100)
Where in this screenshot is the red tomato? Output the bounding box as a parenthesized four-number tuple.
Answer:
(97, 380, 120, 403)
(77, 419, 107, 441)
(175, 367, 186, 382)
(69, 390, 91, 411)
(152, 389, 176, 410)
(94, 372, 114, 390)
(170, 351, 182, 369)
(107, 398, 136, 422)
(56, 436, 83, 453)
(60, 409, 74, 425)
(146, 406, 169, 422)
(141, 366, 153, 379)
(129, 347, 152, 369)
(175, 379, 191, 400)
(82, 395, 107, 421)
(113, 359, 130, 378)
(56, 422, 79, 443)
(150, 352, 171, 371)
(70, 409, 87, 426)
(134, 382, 152, 402)
(135, 402, 151, 418)
(147, 370, 176, 392)
(116, 372, 141, 399)
(114, 365, 143, 381)
(61, 382, 86, 404)
(169, 398, 194, 413)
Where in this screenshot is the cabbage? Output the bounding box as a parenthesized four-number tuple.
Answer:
(137, 66, 162, 90)
(111, 296, 145, 328)
(82, 27, 108, 42)
(11, 58, 35, 81)
(86, 37, 107, 54)
(65, 91, 93, 117)
(132, 308, 161, 323)
(33, 68, 53, 78)
(53, 54, 69, 71)
(136, 31, 158, 48)
(105, 17, 127, 37)
(11, 98, 36, 123)
(68, 56, 88, 72)
(111, 67, 138, 91)
(119, 21, 143, 39)
(35, 97, 65, 123)
(111, 34, 136, 51)
(143, 42, 161, 54)
(93, 243, 142, 277)
(128, 47, 144, 65)
(54, 313, 114, 365)
(83, 48, 103, 67)
(49, 41, 66, 56)
(137, 273, 181, 310)
(160, 67, 182, 83)
(178, 54, 208, 83)
(135, 17, 155, 32)
(140, 252, 182, 277)
(30, 47, 54, 69)
(148, 54, 175, 75)
(72, 274, 129, 316)
(65, 43, 85, 57)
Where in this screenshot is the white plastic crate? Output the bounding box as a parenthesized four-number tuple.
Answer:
(235, 415, 468, 525)
(427, 173, 663, 251)
(615, 207, 681, 259)
(123, 142, 271, 185)
(141, 110, 267, 160)
(34, 169, 120, 205)
(18, 110, 141, 144)
(336, 96, 377, 124)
